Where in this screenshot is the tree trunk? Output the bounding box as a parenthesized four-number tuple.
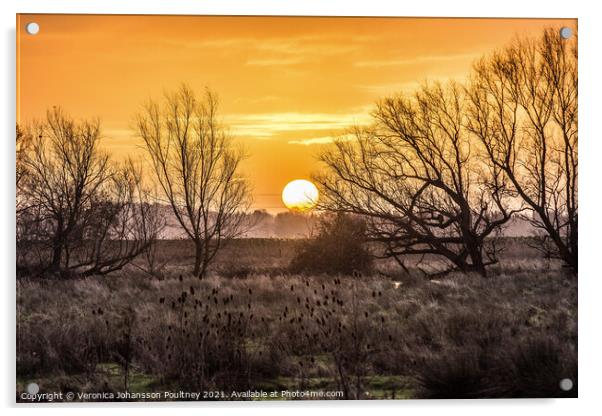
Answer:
(467, 244, 487, 277)
(193, 240, 203, 278)
(570, 232, 578, 272)
(462, 225, 487, 277)
(469, 256, 487, 277)
(50, 240, 62, 274)
(198, 260, 209, 280)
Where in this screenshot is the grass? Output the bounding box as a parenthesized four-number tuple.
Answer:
(16, 238, 577, 401)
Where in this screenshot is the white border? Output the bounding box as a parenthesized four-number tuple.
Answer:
(2, 1, 601, 415)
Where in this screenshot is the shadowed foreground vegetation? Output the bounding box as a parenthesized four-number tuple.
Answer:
(16, 238, 577, 401)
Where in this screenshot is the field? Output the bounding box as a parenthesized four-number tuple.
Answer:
(16, 238, 578, 401)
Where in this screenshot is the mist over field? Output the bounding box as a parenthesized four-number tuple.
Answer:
(159, 208, 539, 239)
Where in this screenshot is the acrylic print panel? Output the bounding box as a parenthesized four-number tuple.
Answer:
(16, 14, 578, 402)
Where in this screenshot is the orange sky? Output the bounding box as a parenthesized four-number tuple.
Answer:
(17, 15, 575, 212)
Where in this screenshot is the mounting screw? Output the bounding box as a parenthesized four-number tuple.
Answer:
(25, 22, 40, 35)
(560, 27, 573, 40)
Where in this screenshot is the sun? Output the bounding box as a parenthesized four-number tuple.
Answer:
(282, 179, 319, 212)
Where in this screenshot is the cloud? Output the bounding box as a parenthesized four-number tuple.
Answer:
(103, 128, 136, 139)
(246, 57, 306, 66)
(356, 81, 422, 95)
(172, 34, 366, 60)
(288, 134, 356, 146)
(243, 36, 367, 66)
(232, 96, 282, 105)
(252, 34, 370, 56)
(227, 111, 372, 138)
(354, 52, 479, 68)
(356, 73, 470, 95)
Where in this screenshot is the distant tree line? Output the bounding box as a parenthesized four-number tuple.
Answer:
(315, 28, 577, 276)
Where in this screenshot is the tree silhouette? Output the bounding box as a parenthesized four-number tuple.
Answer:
(466, 28, 578, 272)
(16, 124, 31, 191)
(316, 83, 519, 277)
(18, 108, 160, 277)
(136, 85, 251, 278)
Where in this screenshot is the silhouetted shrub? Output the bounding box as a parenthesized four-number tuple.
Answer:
(499, 335, 577, 398)
(416, 348, 488, 399)
(289, 213, 373, 275)
(415, 336, 577, 398)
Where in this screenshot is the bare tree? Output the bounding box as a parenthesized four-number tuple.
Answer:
(466, 28, 577, 272)
(71, 160, 164, 276)
(316, 82, 518, 277)
(16, 124, 31, 191)
(21, 108, 110, 273)
(136, 85, 251, 278)
(19, 108, 159, 277)
(16, 124, 34, 271)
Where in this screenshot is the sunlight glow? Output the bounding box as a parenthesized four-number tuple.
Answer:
(282, 179, 319, 212)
